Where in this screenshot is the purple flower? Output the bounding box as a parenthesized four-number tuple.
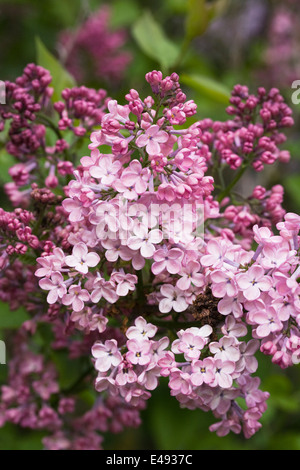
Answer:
(128, 226, 163, 258)
(89, 155, 121, 185)
(92, 339, 122, 373)
(39, 272, 67, 304)
(237, 265, 273, 301)
(90, 277, 119, 304)
(120, 160, 151, 195)
(65, 242, 100, 274)
(126, 339, 152, 366)
(159, 284, 188, 313)
(126, 316, 157, 341)
(211, 359, 235, 389)
(250, 305, 283, 338)
(172, 331, 206, 361)
(136, 125, 169, 155)
(62, 285, 90, 312)
(190, 357, 215, 386)
(210, 269, 238, 298)
(209, 336, 241, 362)
(176, 260, 204, 291)
(151, 246, 183, 275)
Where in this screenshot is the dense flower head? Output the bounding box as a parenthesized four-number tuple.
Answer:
(0, 64, 299, 448)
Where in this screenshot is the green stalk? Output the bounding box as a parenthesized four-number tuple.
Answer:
(216, 161, 249, 203)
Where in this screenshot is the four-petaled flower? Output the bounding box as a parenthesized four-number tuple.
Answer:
(151, 246, 183, 275)
(62, 285, 90, 312)
(190, 357, 215, 386)
(126, 339, 152, 366)
(127, 225, 163, 258)
(119, 159, 151, 195)
(237, 265, 273, 301)
(126, 316, 157, 341)
(92, 339, 123, 372)
(39, 272, 67, 304)
(159, 284, 188, 313)
(65, 242, 100, 274)
(136, 125, 169, 155)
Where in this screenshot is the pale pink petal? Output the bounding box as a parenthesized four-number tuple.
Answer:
(155, 130, 169, 143)
(135, 178, 148, 194)
(61, 294, 73, 306)
(148, 229, 163, 244)
(159, 298, 172, 313)
(173, 297, 188, 312)
(167, 259, 181, 274)
(169, 248, 183, 260)
(160, 284, 175, 298)
(146, 140, 160, 155)
(127, 236, 143, 251)
(256, 324, 271, 338)
(39, 278, 55, 290)
(62, 198, 80, 212)
(73, 243, 88, 260)
(51, 272, 64, 284)
(86, 252, 100, 267)
(218, 373, 233, 389)
(102, 287, 119, 303)
(47, 289, 58, 304)
(135, 134, 149, 148)
(147, 125, 159, 137)
(151, 260, 166, 275)
(237, 274, 251, 289)
(72, 297, 84, 312)
(176, 277, 191, 291)
(141, 241, 155, 258)
(95, 356, 112, 372)
(244, 285, 260, 300)
(211, 271, 227, 283)
(128, 160, 142, 173)
(65, 255, 77, 267)
(258, 277, 272, 291)
(79, 290, 90, 302)
(249, 265, 264, 279)
(89, 166, 103, 179)
(121, 172, 138, 187)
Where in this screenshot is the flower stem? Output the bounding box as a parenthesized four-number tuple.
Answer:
(216, 161, 249, 203)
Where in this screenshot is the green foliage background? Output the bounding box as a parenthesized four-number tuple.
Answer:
(1, 0, 300, 450)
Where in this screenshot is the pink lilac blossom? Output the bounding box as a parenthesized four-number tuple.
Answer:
(57, 6, 131, 85)
(0, 65, 299, 448)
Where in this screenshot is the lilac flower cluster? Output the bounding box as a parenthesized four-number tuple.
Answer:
(0, 327, 142, 450)
(0, 64, 299, 448)
(92, 315, 269, 438)
(259, 0, 300, 89)
(57, 6, 132, 85)
(0, 63, 108, 209)
(201, 84, 293, 174)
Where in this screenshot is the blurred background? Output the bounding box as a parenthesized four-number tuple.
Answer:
(1, 0, 300, 450)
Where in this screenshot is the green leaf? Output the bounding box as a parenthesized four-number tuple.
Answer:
(0, 424, 45, 450)
(185, 0, 228, 40)
(51, 349, 92, 391)
(180, 73, 230, 104)
(284, 174, 300, 209)
(268, 432, 300, 450)
(0, 149, 15, 184)
(110, 0, 141, 28)
(35, 37, 76, 102)
(264, 374, 299, 412)
(147, 382, 244, 450)
(132, 10, 179, 72)
(0, 301, 29, 329)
